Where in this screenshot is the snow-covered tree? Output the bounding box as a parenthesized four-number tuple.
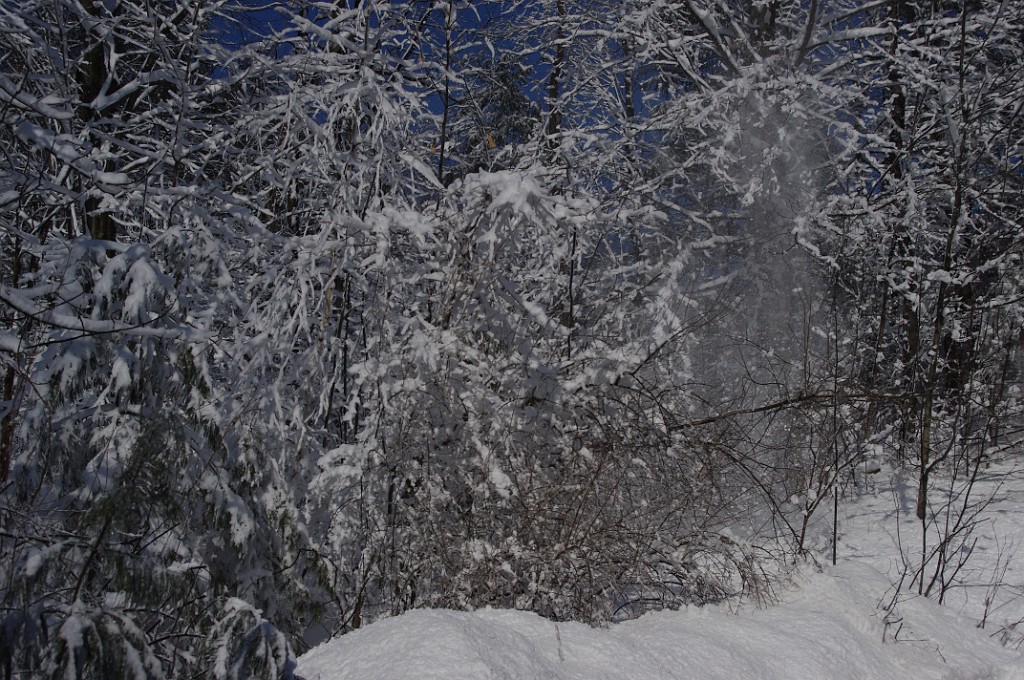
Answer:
(806, 0, 1024, 583)
(0, 0, 332, 674)
(4, 0, 1022, 670)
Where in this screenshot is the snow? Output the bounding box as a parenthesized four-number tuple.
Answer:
(13, 120, 131, 188)
(298, 566, 1021, 680)
(836, 463, 1024, 651)
(0, 332, 21, 352)
(23, 547, 46, 578)
(298, 460, 1024, 680)
(0, 282, 207, 341)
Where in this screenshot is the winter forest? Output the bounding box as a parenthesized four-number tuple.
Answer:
(2, 0, 1023, 677)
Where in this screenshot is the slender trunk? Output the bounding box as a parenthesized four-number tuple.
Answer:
(436, 0, 455, 190)
(887, 0, 919, 463)
(0, 364, 15, 485)
(916, 3, 969, 525)
(546, 0, 566, 154)
(832, 289, 841, 566)
(564, 228, 577, 360)
(0, 236, 22, 486)
(77, 0, 117, 242)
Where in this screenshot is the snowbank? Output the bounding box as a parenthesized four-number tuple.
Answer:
(299, 461, 1024, 680)
(297, 562, 1022, 680)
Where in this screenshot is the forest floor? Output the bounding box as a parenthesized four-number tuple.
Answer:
(297, 459, 1024, 680)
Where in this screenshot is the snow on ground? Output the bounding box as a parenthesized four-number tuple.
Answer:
(298, 460, 1024, 680)
(835, 459, 1024, 651)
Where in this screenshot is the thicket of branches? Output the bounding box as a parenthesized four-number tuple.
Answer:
(2, 0, 1022, 677)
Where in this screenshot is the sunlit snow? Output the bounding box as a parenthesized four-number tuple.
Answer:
(298, 462, 1024, 680)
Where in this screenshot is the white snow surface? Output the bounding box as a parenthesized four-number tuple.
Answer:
(299, 462, 1024, 680)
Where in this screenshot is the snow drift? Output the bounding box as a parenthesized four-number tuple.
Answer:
(298, 562, 1022, 680)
